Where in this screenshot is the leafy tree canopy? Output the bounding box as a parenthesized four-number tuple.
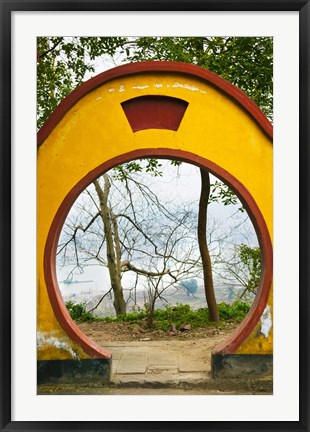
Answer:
(126, 37, 273, 120)
(37, 36, 126, 127)
(37, 36, 273, 129)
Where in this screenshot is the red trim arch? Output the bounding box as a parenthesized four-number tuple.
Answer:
(44, 148, 272, 358)
(38, 61, 272, 146)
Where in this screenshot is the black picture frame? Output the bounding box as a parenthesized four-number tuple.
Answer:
(1, 1, 309, 431)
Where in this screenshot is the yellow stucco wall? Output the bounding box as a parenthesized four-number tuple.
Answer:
(37, 70, 272, 359)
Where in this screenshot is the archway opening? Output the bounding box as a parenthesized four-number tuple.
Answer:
(44, 149, 272, 365)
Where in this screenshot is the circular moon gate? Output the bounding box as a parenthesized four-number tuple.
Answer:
(37, 62, 273, 381)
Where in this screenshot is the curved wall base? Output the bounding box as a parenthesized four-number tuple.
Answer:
(37, 358, 111, 385)
(212, 353, 273, 379)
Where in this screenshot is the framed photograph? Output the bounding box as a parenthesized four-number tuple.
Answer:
(2, 0, 309, 430)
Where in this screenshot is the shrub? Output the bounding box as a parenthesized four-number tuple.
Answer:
(153, 304, 210, 329)
(66, 301, 251, 327)
(65, 301, 96, 322)
(115, 310, 147, 322)
(218, 301, 251, 322)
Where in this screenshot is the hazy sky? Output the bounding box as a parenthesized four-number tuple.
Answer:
(57, 160, 257, 298)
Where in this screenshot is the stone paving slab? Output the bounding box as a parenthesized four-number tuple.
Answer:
(109, 343, 213, 386)
(106, 342, 213, 383)
(148, 352, 178, 369)
(115, 348, 149, 374)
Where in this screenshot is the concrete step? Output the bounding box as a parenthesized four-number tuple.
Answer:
(111, 372, 273, 393)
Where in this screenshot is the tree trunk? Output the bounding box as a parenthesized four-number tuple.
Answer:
(198, 168, 220, 322)
(94, 176, 126, 316)
(146, 294, 157, 330)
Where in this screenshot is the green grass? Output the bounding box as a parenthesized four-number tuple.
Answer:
(65, 301, 251, 329)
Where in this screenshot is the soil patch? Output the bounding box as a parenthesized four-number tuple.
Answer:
(77, 320, 239, 343)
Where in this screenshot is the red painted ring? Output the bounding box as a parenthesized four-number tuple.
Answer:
(38, 60, 273, 146)
(44, 148, 272, 358)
